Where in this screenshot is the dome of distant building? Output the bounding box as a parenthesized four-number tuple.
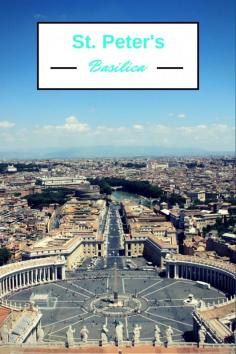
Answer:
(7, 164, 17, 173)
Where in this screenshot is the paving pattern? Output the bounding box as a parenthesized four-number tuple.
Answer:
(5, 205, 228, 344)
(8, 268, 226, 344)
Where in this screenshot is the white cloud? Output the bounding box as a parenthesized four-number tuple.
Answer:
(196, 124, 207, 129)
(0, 117, 234, 152)
(133, 124, 144, 130)
(95, 126, 115, 133)
(177, 113, 187, 119)
(96, 125, 128, 133)
(168, 113, 187, 119)
(177, 126, 193, 135)
(43, 116, 90, 133)
(0, 121, 15, 129)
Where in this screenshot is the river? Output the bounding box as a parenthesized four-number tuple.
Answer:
(111, 190, 150, 207)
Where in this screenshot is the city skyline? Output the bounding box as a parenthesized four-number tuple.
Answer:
(0, 1, 235, 347)
(0, 0, 235, 155)
(0, 157, 235, 348)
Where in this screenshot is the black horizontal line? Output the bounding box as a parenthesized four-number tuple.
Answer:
(50, 67, 77, 69)
(157, 67, 183, 69)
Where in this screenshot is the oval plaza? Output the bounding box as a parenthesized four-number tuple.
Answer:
(0, 198, 235, 351)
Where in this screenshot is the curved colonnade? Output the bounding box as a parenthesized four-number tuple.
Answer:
(0, 256, 66, 298)
(0, 254, 235, 347)
(165, 255, 236, 295)
(1, 254, 235, 298)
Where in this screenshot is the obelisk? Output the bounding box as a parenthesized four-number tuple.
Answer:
(113, 261, 118, 303)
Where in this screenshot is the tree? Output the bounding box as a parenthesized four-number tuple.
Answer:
(0, 247, 11, 265)
(24, 188, 75, 209)
(89, 177, 186, 207)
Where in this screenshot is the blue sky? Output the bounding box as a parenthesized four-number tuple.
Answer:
(0, 0, 235, 153)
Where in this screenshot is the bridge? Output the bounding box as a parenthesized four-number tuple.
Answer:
(111, 186, 123, 190)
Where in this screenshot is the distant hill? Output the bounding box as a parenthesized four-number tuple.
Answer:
(0, 146, 234, 159)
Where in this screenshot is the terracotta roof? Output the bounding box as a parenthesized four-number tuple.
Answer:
(0, 306, 11, 326)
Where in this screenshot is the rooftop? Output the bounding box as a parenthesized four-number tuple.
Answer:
(0, 256, 65, 278)
(168, 254, 235, 273)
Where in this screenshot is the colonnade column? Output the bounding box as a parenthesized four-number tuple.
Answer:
(199, 267, 202, 280)
(175, 265, 179, 279)
(61, 265, 66, 280)
(23, 272, 26, 287)
(18, 273, 21, 288)
(173, 265, 176, 278)
(233, 277, 236, 294)
(166, 265, 170, 278)
(52, 268, 55, 281)
(215, 271, 218, 287)
(210, 269, 213, 284)
(228, 277, 231, 293)
(223, 274, 226, 290)
(15, 274, 18, 289)
(39, 268, 42, 283)
(0, 261, 67, 298)
(210, 270, 213, 285)
(229, 276, 234, 294)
